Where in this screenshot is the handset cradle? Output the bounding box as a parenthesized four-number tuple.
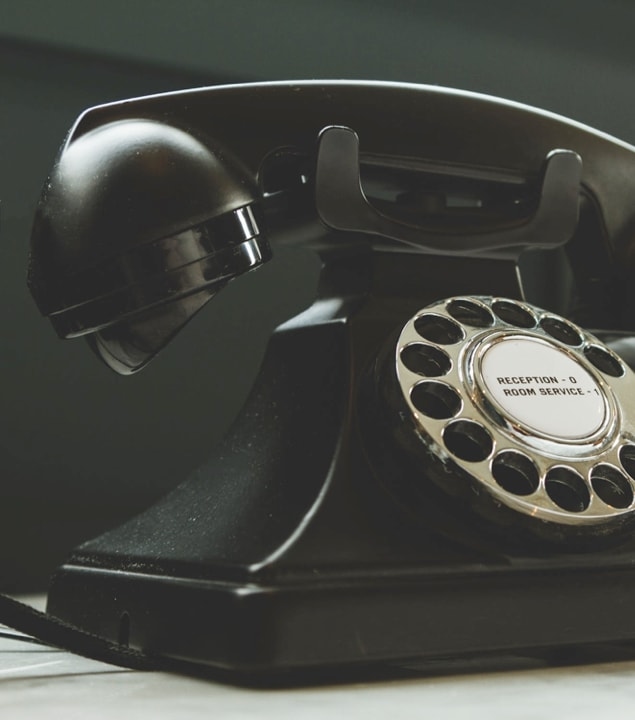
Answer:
(315, 125, 582, 254)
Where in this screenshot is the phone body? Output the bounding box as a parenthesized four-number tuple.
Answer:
(26, 80, 635, 681)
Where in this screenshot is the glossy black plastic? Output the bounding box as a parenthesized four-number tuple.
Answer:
(28, 118, 270, 371)
(28, 81, 635, 680)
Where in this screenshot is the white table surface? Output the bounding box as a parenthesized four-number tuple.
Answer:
(4, 597, 635, 719)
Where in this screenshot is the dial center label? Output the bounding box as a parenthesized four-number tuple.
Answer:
(479, 337, 606, 439)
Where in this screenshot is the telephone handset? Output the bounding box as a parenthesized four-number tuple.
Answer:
(26, 81, 635, 679)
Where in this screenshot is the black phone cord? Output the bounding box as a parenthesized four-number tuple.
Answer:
(0, 592, 160, 671)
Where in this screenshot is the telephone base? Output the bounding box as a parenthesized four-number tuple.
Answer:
(47, 551, 635, 679)
(44, 252, 635, 680)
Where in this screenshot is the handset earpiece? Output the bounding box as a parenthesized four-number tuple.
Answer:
(28, 118, 270, 373)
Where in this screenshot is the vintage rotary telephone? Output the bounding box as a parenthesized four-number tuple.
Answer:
(22, 81, 635, 679)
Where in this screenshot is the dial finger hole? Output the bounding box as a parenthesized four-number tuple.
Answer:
(584, 344, 625, 378)
(590, 464, 634, 509)
(443, 420, 493, 462)
(400, 343, 451, 377)
(492, 300, 536, 328)
(539, 316, 583, 346)
(618, 444, 635, 480)
(414, 314, 464, 345)
(410, 381, 462, 419)
(446, 298, 494, 328)
(545, 467, 590, 513)
(491, 451, 539, 496)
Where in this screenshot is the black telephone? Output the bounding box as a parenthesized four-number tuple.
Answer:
(25, 80, 635, 680)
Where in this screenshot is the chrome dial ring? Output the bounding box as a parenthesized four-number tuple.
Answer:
(394, 296, 635, 535)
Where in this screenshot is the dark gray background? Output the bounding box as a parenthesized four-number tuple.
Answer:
(2, 0, 635, 589)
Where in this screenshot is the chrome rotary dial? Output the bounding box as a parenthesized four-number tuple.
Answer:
(394, 296, 635, 533)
